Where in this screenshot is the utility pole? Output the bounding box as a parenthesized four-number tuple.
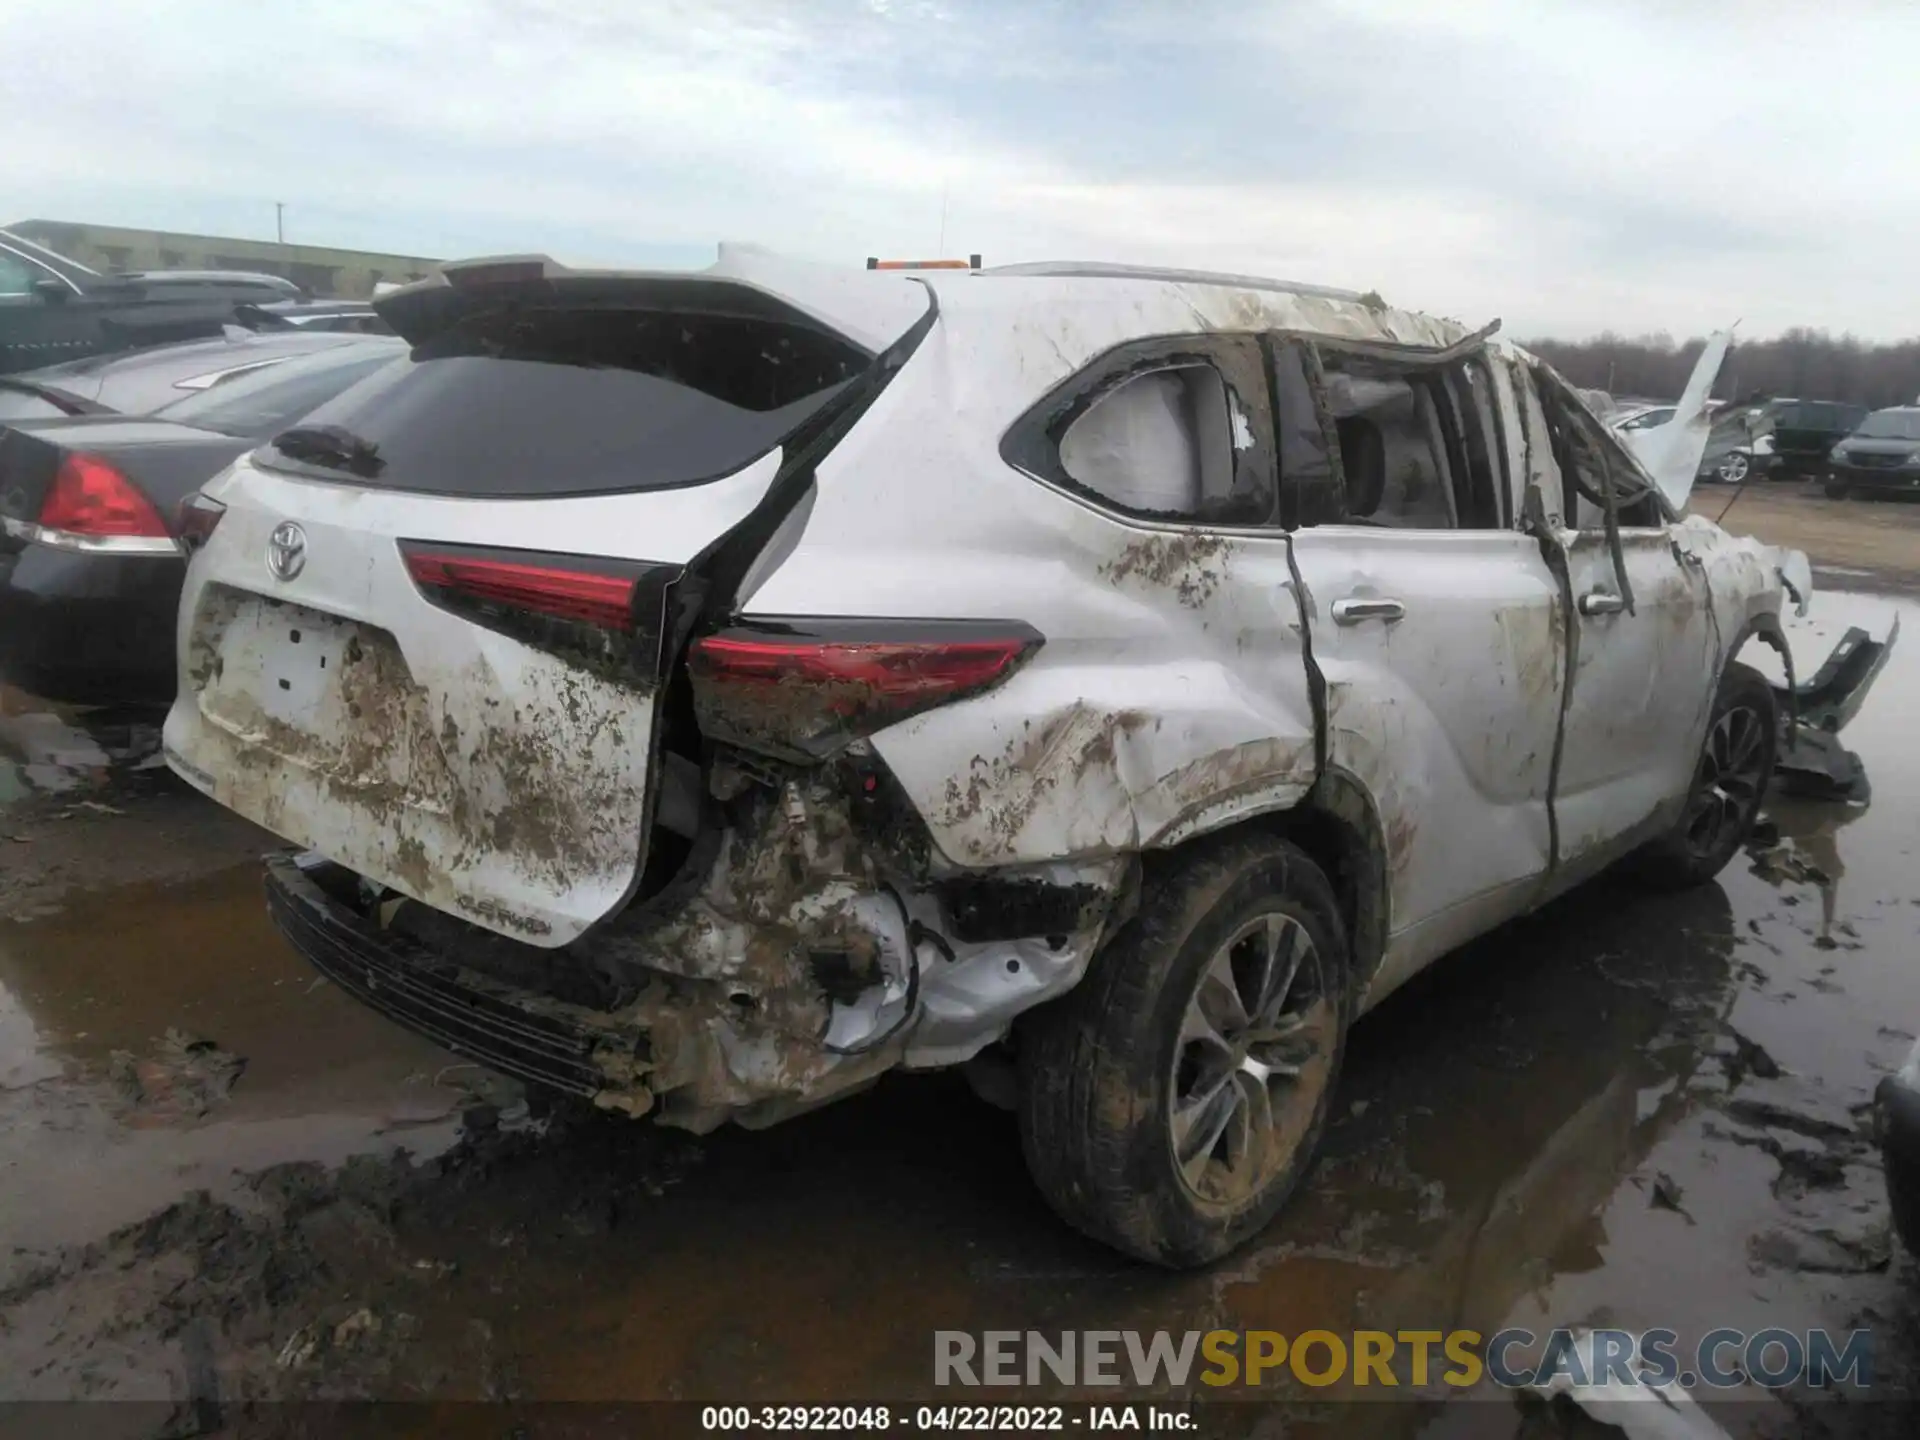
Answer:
(275, 202, 285, 245)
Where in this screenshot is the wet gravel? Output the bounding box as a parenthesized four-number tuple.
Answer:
(2, 595, 1919, 1438)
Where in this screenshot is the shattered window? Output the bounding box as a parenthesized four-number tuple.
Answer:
(1054, 359, 1273, 525)
(1448, 362, 1506, 527)
(1271, 342, 1342, 528)
(1318, 352, 1457, 528)
(1533, 365, 1663, 529)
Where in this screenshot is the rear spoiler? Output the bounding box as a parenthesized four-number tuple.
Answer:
(375, 248, 933, 356)
(0, 375, 110, 417)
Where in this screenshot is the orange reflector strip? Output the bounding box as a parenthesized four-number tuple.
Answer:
(866, 255, 982, 271)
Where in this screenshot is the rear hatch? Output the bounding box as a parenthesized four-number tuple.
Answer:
(164, 256, 931, 947)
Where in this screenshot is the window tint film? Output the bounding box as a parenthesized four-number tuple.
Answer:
(258, 306, 869, 497)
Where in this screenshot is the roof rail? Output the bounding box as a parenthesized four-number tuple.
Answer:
(979, 260, 1362, 303)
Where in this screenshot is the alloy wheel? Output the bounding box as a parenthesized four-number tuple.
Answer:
(1168, 910, 1337, 1206)
(1683, 703, 1770, 861)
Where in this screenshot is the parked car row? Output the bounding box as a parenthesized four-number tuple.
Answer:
(1610, 390, 1920, 499)
(0, 334, 404, 703)
(1, 227, 310, 375)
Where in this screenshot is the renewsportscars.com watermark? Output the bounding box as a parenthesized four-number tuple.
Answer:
(934, 1327, 1873, 1392)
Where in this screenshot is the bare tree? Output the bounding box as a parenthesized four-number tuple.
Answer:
(1523, 329, 1920, 409)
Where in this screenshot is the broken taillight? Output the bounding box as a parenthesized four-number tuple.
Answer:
(687, 620, 1043, 762)
(36, 453, 172, 541)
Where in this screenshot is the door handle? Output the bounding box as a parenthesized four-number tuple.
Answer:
(1331, 597, 1406, 626)
(1579, 590, 1626, 616)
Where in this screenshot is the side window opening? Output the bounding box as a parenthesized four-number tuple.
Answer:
(1320, 354, 1456, 529)
(1533, 364, 1664, 531)
(1038, 342, 1276, 526)
(1441, 364, 1504, 528)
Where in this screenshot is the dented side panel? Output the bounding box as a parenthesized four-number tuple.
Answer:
(741, 326, 1318, 870)
(1287, 529, 1566, 1003)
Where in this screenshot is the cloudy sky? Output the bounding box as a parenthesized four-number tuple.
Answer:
(4, 0, 1915, 340)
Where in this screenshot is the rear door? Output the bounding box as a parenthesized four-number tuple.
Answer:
(1274, 338, 1565, 997)
(165, 265, 931, 947)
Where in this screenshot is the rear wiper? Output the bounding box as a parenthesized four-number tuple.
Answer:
(271, 423, 386, 477)
(0, 376, 110, 417)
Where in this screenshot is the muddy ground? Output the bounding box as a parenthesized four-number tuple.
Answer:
(3, 485, 1920, 1437)
(1698, 481, 1920, 598)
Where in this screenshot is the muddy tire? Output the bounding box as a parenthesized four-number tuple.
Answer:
(1016, 834, 1351, 1268)
(1628, 661, 1778, 891)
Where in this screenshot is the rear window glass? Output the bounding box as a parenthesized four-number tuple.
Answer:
(155, 345, 404, 439)
(257, 307, 870, 497)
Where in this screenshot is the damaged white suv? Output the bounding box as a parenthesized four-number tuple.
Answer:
(164, 250, 1871, 1267)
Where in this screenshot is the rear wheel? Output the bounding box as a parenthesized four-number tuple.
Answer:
(1716, 451, 1751, 484)
(1628, 661, 1777, 891)
(1017, 834, 1351, 1267)
(1825, 479, 1850, 499)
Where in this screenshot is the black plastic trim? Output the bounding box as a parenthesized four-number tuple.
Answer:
(265, 857, 617, 1099)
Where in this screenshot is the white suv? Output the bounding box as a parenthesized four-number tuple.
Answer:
(164, 249, 1866, 1266)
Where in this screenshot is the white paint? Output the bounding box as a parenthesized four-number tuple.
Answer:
(164, 448, 786, 947)
(165, 253, 1868, 1124)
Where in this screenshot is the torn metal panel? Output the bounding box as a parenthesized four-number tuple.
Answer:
(1613, 330, 1734, 512)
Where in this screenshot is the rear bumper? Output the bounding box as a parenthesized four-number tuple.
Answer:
(0, 542, 181, 705)
(1877, 1042, 1920, 1255)
(264, 854, 642, 1106)
(261, 840, 920, 1132)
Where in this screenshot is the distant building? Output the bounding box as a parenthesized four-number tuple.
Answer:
(7, 219, 440, 299)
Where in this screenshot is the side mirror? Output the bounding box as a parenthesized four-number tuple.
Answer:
(30, 278, 70, 304)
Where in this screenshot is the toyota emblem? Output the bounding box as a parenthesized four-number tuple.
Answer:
(266, 522, 307, 581)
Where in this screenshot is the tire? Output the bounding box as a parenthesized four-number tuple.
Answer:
(1017, 833, 1352, 1267)
(1716, 451, 1751, 484)
(1628, 661, 1778, 891)
(1824, 480, 1849, 500)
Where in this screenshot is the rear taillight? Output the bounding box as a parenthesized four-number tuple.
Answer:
(399, 540, 676, 673)
(403, 547, 641, 631)
(176, 493, 227, 552)
(37, 454, 171, 540)
(688, 621, 1043, 762)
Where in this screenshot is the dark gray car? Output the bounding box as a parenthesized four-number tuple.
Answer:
(1, 228, 302, 375)
(1827, 407, 1920, 499)
(0, 329, 379, 423)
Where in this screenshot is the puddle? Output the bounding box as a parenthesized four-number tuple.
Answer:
(0, 596, 1916, 1427)
(0, 866, 475, 1256)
